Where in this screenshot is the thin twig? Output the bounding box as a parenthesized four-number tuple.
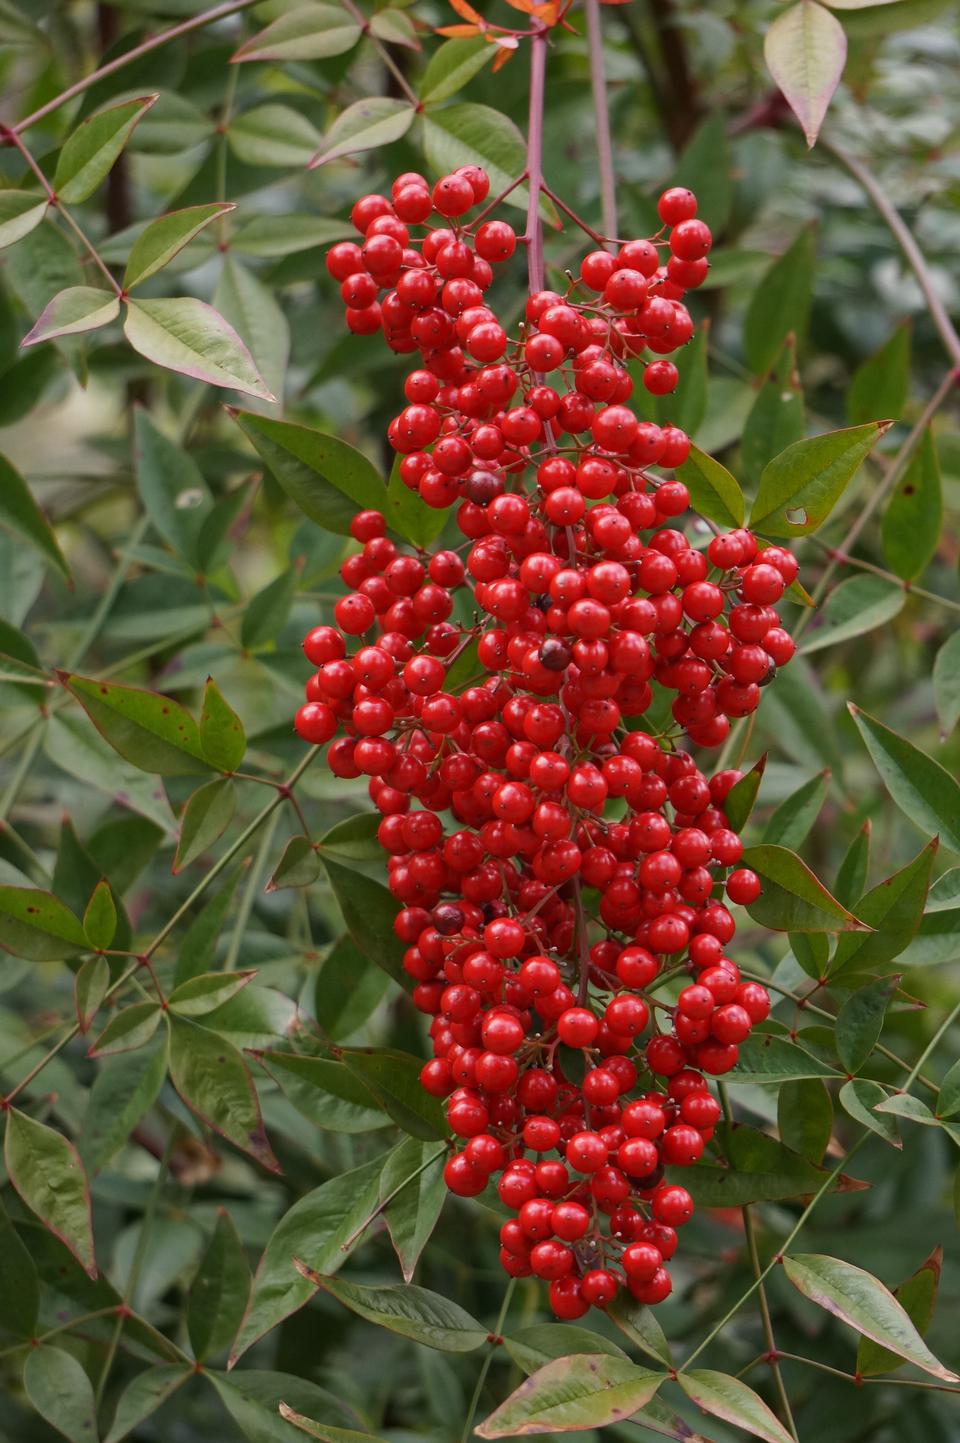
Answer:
(583, 0, 617, 244)
(460, 1280, 516, 1443)
(340, 0, 421, 110)
(525, 27, 549, 295)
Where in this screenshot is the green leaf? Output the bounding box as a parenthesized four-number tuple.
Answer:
(322, 857, 406, 983)
(168, 970, 255, 1017)
(0, 453, 70, 580)
(58, 672, 210, 776)
(380, 1138, 446, 1283)
(778, 1078, 833, 1163)
(124, 203, 234, 290)
(303, 1270, 487, 1353)
(341, 1047, 446, 1140)
(315, 935, 392, 1041)
(0, 1197, 40, 1337)
(676, 1370, 793, 1443)
(385, 464, 449, 548)
(215, 255, 289, 405)
(277, 1409, 387, 1443)
(267, 835, 320, 892)
(741, 336, 804, 487)
(676, 444, 744, 529)
(728, 1033, 841, 1083)
(0, 885, 87, 960)
(744, 228, 815, 375)
(231, 411, 386, 536)
(763, 0, 847, 147)
(782, 1253, 957, 1380)
(741, 844, 867, 931)
(672, 111, 732, 232)
(790, 930, 830, 981)
(229, 1154, 384, 1363)
(309, 97, 415, 168)
(849, 704, 960, 853)
(188, 1210, 251, 1362)
(133, 409, 212, 568)
(829, 839, 936, 976)
(168, 1015, 279, 1172)
(938, 1059, 960, 1119)
(857, 1248, 942, 1377)
(209, 1371, 363, 1442)
(762, 769, 830, 848)
(89, 1002, 163, 1057)
(174, 777, 237, 872)
(318, 811, 382, 867)
(421, 38, 493, 106)
(0, 190, 48, 250)
(873, 1092, 938, 1126)
(228, 102, 322, 168)
(422, 104, 546, 220)
(750, 421, 889, 538)
(261, 1050, 389, 1134)
(369, 8, 419, 48)
(834, 820, 871, 907)
(240, 567, 297, 650)
(835, 975, 900, 1072)
(504, 1324, 628, 1374)
(46, 713, 175, 834)
(124, 297, 274, 402)
(232, 4, 362, 62)
(199, 677, 246, 772)
(232, 214, 353, 258)
(799, 574, 905, 654)
(54, 95, 157, 203)
(677, 1122, 858, 1206)
(83, 879, 117, 949)
(881, 429, 942, 580)
(476, 1354, 663, 1437)
(22, 285, 119, 347)
(606, 1294, 673, 1366)
(933, 631, 960, 738)
(103, 1366, 191, 1443)
(5, 1108, 96, 1276)
(175, 873, 243, 985)
(22, 1346, 99, 1443)
(838, 1078, 902, 1148)
(723, 755, 766, 833)
(848, 323, 911, 426)
(80, 1038, 169, 1173)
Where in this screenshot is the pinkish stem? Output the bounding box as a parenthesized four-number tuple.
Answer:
(584, 0, 617, 245)
(525, 27, 548, 295)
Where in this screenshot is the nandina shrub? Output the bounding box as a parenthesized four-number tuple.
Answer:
(0, 3, 958, 1443)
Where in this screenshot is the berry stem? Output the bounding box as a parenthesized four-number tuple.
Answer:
(583, 0, 618, 245)
(525, 25, 549, 294)
(460, 1278, 517, 1443)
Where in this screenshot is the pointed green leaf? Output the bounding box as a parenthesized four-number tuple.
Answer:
(790, 930, 829, 982)
(124, 297, 274, 401)
(215, 255, 289, 405)
(174, 872, 243, 984)
(676, 443, 744, 529)
(58, 672, 210, 776)
(315, 935, 391, 1041)
(385, 463, 449, 548)
(742, 336, 804, 486)
(230, 1154, 384, 1363)
(763, 0, 846, 148)
(0, 453, 70, 580)
(83, 879, 117, 950)
(261, 1050, 388, 1133)
(938, 1060, 960, 1119)
(762, 769, 830, 848)
(54, 96, 157, 203)
(421, 38, 493, 105)
(830, 839, 936, 975)
(228, 103, 323, 168)
(676, 1370, 793, 1443)
(188, 1210, 251, 1362)
(606, 1294, 673, 1366)
(267, 835, 320, 892)
(370, 8, 419, 48)
(208, 1372, 363, 1441)
(848, 323, 911, 426)
(0, 190, 48, 250)
(782, 1253, 957, 1380)
(341, 1048, 446, 1140)
(89, 1003, 163, 1058)
(79, 1038, 168, 1173)
(380, 1138, 446, 1283)
(857, 1248, 942, 1377)
(168, 1015, 279, 1172)
(933, 631, 960, 739)
(22, 286, 119, 347)
(168, 970, 254, 1017)
(22, 1346, 99, 1443)
(103, 1370, 190, 1443)
(124, 203, 234, 290)
(133, 409, 212, 567)
(239, 567, 297, 650)
(310, 97, 416, 168)
(722, 755, 766, 833)
(277, 1408, 387, 1443)
(0, 1197, 40, 1337)
(741, 844, 868, 931)
(750, 421, 889, 538)
(321, 857, 406, 983)
(232, 3, 362, 62)
(677, 1121, 859, 1206)
(0, 885, 87, 960)
(5, 1109, 96, 1276)
(744, 228, 815, 375)
(302, 1270, 487, 1353)
(799, 574, 905, 654)
(838, 1078, 901, 1148)
(174, 778, 237, 872)
(881, 429, 942, 580)
(199, 677, 246, 772)
(874, 1092, 938, 1125)
(834, 821, 871, 907)
(729, 1033, 841, 1083)
(836, 975, 900, 1073)
(504, 1324, 628, 1375)
(849, 704, 960, 853)
(778, 1078, 833, 1162)
(476, 1354, 663, 1436)
(230, 411, 386, 535)
(673, 111, 732, 233)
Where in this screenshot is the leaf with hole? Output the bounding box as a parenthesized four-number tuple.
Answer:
(782, 1253, 957, 1380)
(750, 421, 889, 538)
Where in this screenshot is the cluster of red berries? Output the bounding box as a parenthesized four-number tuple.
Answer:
(296, 167, 798, 1320)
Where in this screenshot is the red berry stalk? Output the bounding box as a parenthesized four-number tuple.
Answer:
(294, 40, 799, 1323)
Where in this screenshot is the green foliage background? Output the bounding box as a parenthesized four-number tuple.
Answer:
(0, 2, 958, 1441)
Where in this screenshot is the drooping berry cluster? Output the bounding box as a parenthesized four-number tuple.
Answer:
(296, 166, 799, 1320)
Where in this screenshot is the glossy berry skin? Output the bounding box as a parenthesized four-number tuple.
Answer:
(299, 167, 795, 1323)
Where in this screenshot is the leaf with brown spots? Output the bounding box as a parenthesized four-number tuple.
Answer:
(0, 885, 88, 961)
(476, 1354, 664, 1436)
(58, 673, 211, 777)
